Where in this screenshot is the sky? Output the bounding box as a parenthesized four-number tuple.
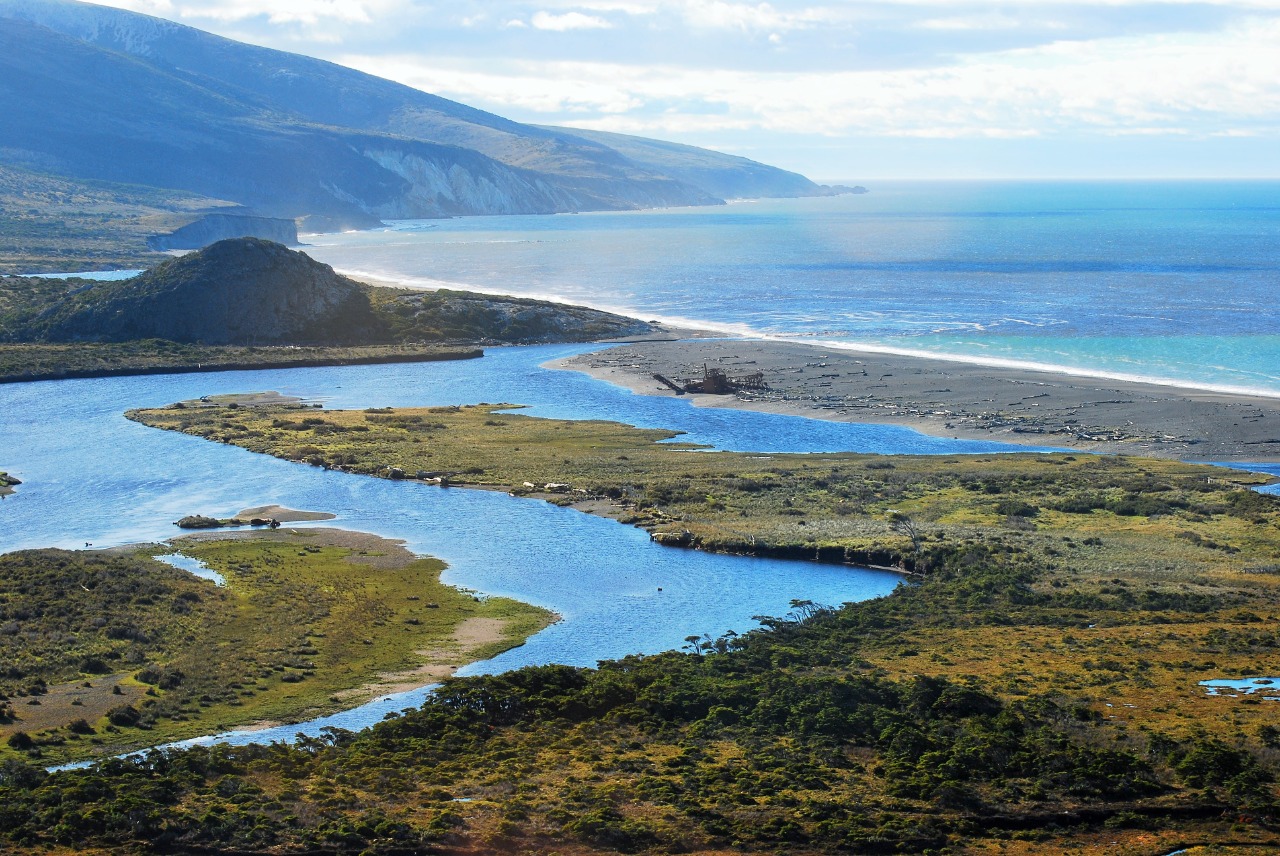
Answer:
(87, 0, 1280, 180)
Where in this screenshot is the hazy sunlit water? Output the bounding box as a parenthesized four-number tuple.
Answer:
(305, 181, 1280, 396)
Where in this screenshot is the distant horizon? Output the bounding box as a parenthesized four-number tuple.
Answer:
(807, 176, 1280, 184)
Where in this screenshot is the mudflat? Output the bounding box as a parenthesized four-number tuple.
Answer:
(560, 338, 1280, 462)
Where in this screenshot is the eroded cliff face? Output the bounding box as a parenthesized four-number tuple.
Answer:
(0, 0, 842, 231)
(362, 149, 579, 218)
(147, 214, 299, 251)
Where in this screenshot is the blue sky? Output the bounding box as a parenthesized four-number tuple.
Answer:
(92, 0, 1280, 180)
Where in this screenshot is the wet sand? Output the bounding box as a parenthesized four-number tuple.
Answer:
(558, 339, 1280, 462)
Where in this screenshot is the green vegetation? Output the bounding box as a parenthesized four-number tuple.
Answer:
(0, 471, 18, 496)
(0, 532, 552, 765)
(0, 238, 651, 380)
(5, 401, 1279, 852)
(0, 165, 230, 274)
(2, 543, 1278, 853)
(0, 341, 480, 384)
(128, 401, 1278, 575)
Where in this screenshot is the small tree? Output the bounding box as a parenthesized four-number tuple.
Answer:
(888, 510, 922, 556)
(788, 599, 833, 624)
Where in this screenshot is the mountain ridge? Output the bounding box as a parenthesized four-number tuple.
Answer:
(0, 0, 851, 232)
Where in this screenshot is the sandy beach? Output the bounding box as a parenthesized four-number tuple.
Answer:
(559, 338, 1280, 462)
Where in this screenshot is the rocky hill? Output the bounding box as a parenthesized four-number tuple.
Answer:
(1, 238, 653, 346)
(0, 0, 849, 233)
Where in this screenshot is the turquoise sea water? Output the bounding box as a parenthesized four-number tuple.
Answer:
(306, 181, 1280, 396)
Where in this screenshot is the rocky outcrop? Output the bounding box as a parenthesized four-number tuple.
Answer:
(174, 514, 279, 529)
(5, 238, 655, 347)
(25, 238, 379, 345)
(174, 515, 221, 529)
(147, 214, 298, 251)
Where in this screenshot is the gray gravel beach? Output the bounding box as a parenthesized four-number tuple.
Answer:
(559, 338, 1280, 463)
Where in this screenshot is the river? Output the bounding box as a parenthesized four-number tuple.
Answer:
(2, 342, 1030, 750)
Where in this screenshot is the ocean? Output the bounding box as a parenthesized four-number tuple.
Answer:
(304, 180, 1280, 397)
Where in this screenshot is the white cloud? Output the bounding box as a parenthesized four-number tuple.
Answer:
(530, 10, 614, 29)
(915, 12, 1054, 31)
(675, 0, 838, 31)
(94, 0, 413, 25)
(341, 16, 1280, 139)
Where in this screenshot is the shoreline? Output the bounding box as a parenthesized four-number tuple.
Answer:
(556, 338, 1280, 463)
(8, 525, 554, 766)
(172, 525, 554, 704)
(0, 345, 483, 385)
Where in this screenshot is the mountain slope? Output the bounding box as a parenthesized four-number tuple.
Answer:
(0, 0, 841, 227)
(0, 164, 239, 274)
(542, 126, 839, 200)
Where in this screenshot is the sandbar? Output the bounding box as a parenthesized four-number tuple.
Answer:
(558, 338, 1280, 463)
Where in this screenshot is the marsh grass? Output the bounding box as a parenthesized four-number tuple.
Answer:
(129, 401, 1280, 747)
(0, 532, 552, 764)
(0, 341, 479, 383)
(27, 400, 1269, 852)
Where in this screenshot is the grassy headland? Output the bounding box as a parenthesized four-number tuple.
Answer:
(38, 397, 1271, 852)
(0, 471, 18, 496)
(0, 341, 481, 384)
(0, 529, 552, 765)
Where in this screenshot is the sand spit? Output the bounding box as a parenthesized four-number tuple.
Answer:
(559, 339, 1280, 463)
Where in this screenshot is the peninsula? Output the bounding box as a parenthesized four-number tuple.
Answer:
(0, 526, 552, 764)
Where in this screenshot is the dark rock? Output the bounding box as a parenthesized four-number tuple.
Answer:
(175, 515, 222, 529)
(27, 238, 380, 346)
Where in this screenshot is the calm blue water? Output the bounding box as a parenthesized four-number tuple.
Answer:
(3, 345, 984, 676)
(29, 269, 145, 281)
(305, 181, 1280, 396)
(1201, 676, 1280, 699)
(154, 552, 226, 586)
(10, 345, 946, 753)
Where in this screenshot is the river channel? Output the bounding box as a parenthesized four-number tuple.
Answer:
(2, 343, 1033, 749)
